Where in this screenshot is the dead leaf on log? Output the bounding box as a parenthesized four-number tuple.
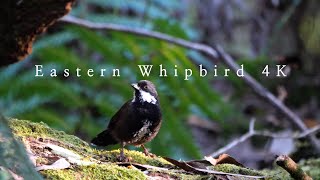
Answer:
(35, 158, 70, 171)
(184, 159, 212, 169)
(164, 157, 200, 173)
(117, 162, 169, 171)
(163, 157, 265, 179)
(146, 172, 175, 180)
(204, 154, 244, 167)
(0, 0, 76, 67)
(46, 143, 95, 166)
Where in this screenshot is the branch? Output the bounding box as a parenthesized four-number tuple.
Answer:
(255, 124, 320, 139)
(60, 15, 320, 152)
(60, 16, 218, 58)
(209, 119, 320, 157)
(276, 155, 312, 180)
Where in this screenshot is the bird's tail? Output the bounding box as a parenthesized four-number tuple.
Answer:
(91, 130, 118, 146)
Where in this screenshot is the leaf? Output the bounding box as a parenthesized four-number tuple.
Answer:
(163, 157, 199, 173)
(204, 154, 244, 167)
(117, 163, 169, 171)
(46, 144, 94, 166)
(36, 158, 70, 171)
(163, 157, 265, 179)
(47, 144, 81, 160)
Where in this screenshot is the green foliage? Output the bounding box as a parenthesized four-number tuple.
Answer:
(0, 0, 242, 159)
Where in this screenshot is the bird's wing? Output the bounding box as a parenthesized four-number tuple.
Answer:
(107, 100, 132, 129)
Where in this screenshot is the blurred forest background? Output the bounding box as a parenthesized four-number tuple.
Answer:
(1, 0, 319, 169)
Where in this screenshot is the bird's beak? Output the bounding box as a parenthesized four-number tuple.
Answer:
(131, 83, 139, 90)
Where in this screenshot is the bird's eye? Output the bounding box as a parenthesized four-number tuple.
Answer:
(144, 85, 148, 90)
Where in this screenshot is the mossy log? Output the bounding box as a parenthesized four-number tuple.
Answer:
(3, 118, 320, 179)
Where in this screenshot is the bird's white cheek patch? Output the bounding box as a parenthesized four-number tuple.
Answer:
(140, 90, 157, 104)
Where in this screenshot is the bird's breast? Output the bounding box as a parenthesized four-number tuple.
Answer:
(113, 101, 162, 145)
(127, 119, 153, 144)
(133, 120, 152, 137)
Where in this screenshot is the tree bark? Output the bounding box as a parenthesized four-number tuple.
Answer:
(0, 0, 75, 67)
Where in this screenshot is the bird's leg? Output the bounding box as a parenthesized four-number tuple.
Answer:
(141, 144, 155, 157)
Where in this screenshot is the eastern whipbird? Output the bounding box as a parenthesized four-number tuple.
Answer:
(91, 80, 162, 161)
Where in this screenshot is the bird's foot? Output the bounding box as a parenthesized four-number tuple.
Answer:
(141, 145, 156, 158)
(117, 154, 130, 162)
(144, 152, 156, 158)
(117, 147, 130, 162)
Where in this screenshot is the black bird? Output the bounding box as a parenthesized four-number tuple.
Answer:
(91, 80, 162, 161)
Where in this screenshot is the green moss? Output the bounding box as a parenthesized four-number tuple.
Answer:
(93, 149, 172, 167)
(9, 118, 91, 152)
(41, 164, 147, 180)
(8, 118, 171, 166)
(40, 169, 75, 180)
(36, 157, 49, 166)
(147, 169, 212, 180)
(299, 158, 320, 180)
(263, 166, 298, 180)
(212, 164, 264, 176)
(260, 158, 320, 180)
